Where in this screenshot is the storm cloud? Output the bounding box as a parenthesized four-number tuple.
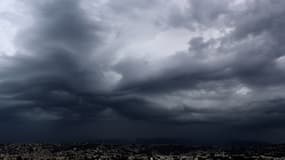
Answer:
(0, 0, 285, 143)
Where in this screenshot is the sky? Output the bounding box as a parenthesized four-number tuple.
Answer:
(0, 0, 285, 144)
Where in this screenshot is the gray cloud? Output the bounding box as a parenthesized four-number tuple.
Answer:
(1, 0, 285, 143)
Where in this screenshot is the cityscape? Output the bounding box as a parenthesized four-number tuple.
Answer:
(1, 0, 285, 160)
(0, 143, 285, 160)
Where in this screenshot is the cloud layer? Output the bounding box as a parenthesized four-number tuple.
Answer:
(1, 0, 285, 143)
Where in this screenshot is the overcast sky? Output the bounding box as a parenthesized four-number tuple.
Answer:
(0, 0, 285, 143)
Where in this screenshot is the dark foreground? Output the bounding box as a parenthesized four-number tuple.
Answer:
(0, 144, 285, 160)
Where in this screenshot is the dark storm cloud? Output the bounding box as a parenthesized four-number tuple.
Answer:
(0, 0, 109, 121)
(111, 0, 285, 133)
(168, 0, 232, 29)
(115, 0, 285, 92)
(1, 0, 285, 143)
